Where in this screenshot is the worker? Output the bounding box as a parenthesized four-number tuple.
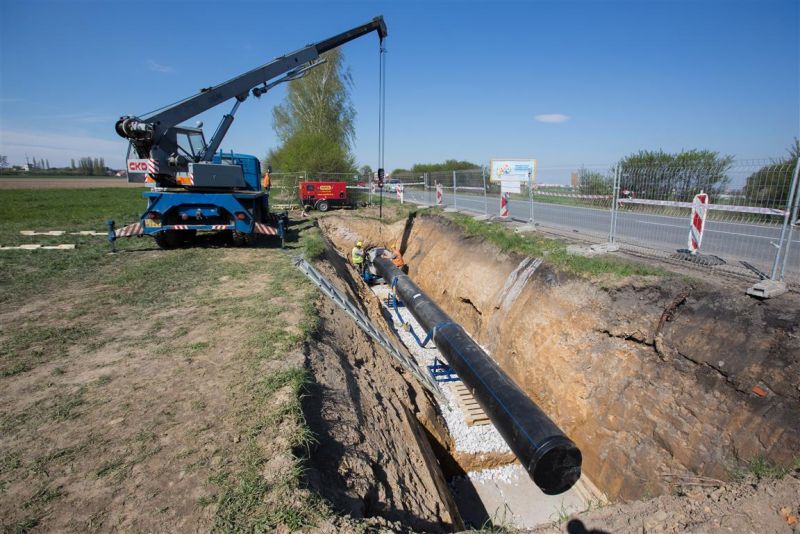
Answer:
(351, 240, 365, 274)
(383, 243, 407, 273)
(262, 165, 272, 192)
(260, 165, 272, 222)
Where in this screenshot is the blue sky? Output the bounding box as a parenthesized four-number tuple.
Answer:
(0, 0, 797, 183)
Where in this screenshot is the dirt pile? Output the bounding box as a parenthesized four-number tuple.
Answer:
(534, 473, 800, 533)
(319, 213, 800, 502)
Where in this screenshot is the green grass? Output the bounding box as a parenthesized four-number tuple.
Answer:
(51, 387, 87, 421)
(2, 516, 40, 533)
(731, 455, 797, 481)
(0, 187, 331, 530)
(0, 188, 146, 305)
(209, 267, 329, 533)
(442, 212, 667, 278)
(300, 226, 326, 260)
(0, 325, 91, 377)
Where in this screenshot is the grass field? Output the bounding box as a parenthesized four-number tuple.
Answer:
(0, 188, 146, 304)
(443, 212, 668, 278)
(0, 188, 329, 531)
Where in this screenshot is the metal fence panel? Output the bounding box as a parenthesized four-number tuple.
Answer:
(612, 159, 799, 282)
(276, 159, 799, 287)
(269, 172, 305, 210)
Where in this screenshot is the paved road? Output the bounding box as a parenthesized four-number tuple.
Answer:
(404, 190, 800, 279)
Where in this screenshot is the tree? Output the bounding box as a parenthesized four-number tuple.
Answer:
(743, 138, 800, 209)
(359, 164, 373, 176)
(396, 159, 480, 174)
(268, 49, 356, 173)
(618, 149, 733, 201)
(579, 170, 612, 196)
(70, 159, 76, 170)
(0, 155, 8, 175)
(268, 130, 355, 173)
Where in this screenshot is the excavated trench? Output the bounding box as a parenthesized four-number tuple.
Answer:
(313, 211, 800, 514)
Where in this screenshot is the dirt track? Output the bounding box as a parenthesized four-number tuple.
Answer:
(0, 178, 141, 189)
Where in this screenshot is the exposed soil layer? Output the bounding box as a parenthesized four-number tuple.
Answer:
(319, 213, 800, 502)
(301, 246, 462, 532)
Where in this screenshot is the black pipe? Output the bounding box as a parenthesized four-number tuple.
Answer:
(372, 255, 582, 495)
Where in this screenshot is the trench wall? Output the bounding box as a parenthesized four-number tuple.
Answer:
(302, 247, 462, 531)
(320, 214, 800, 501)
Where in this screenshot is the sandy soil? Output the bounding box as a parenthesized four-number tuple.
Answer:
(318, 211, 800, 532)
(533, 474, 800, 533)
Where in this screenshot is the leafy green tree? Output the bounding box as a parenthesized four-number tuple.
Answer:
(359, 164, 373, 176)
(743, 138, 799, 209)
(268, 130, 355, 173)
(268, 49, 356, 173)
(579, 170, 612, 195)
(619, 149, 733, 201)
(405, 159, 480, 173)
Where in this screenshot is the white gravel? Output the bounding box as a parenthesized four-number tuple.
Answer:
(464, 464, 523, 485)
(371, 284, 511, 455)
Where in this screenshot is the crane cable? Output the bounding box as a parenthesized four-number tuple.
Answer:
(378, 37, 387, 217)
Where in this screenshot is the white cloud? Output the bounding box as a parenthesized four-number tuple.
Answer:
(535, 113, 570, 124)
(147, 59, 174, 73)
(0, 129, 126, 167)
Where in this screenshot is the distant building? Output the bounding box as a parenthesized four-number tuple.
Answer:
(571, 171, 578, 188)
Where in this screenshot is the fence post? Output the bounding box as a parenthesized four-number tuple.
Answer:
(776, 158, 800, 281)
(452, 170, 457, 210)
(771, 158, 800, 280)
(528, 169, 534, 223)
(609, 165, 620, 244)
(482, 167, 488, 216)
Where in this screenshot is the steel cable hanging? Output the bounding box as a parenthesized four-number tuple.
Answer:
(378, 38, 387, 218)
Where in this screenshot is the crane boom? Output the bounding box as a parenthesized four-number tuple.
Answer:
(116, 16, 386, 185)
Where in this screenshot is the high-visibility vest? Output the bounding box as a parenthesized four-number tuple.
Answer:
(351, 247, 364, 264)
(262, 173, 271, 189)
(391, 248, 405, 267)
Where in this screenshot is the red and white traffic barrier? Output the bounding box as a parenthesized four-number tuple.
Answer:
(114, 222, 143, 238)
(254, 223, 278, 235)
(396, 184, 404, 204)
(500, 193, 509, 218)
(436, 183, 443, 206)
(618, 197, 787, 216)
(688, 192, 708, 254)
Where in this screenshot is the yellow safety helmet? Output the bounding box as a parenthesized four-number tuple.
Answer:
(356, 241, 363, 247)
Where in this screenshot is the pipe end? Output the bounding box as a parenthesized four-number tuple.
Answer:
(531, 436, 583, 495)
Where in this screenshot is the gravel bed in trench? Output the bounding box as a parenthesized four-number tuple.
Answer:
(371, 284, 510, 455)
